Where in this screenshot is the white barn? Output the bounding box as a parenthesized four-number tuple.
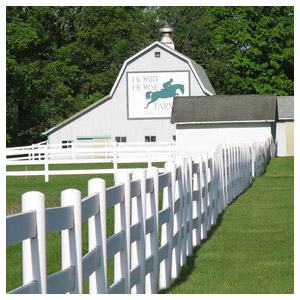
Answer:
(44, 25, 215, 145)
(171, 94, 277, 153)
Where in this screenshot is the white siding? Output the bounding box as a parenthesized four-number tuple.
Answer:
(49, 45, 206, 144)
(176, 123, 272, 149)
(276, 121, 286, 156)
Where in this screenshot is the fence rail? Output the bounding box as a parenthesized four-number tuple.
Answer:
(6, 141, 207, 162)
(6, 141, 210, 182)
(6, 138, 274, 294)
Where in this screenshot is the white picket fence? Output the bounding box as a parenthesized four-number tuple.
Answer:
(6, 138, 274, 294)
(6, 141, 210, 182)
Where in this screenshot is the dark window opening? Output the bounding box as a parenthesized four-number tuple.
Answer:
(155, 51, 160, 58)
(116, 136, 127, 143)
(62, 140, 73, 148)
(145, 136, 156, 142)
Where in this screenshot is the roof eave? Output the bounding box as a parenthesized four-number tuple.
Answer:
(174, 120, 275, 125)
(278, 117, 294, 121)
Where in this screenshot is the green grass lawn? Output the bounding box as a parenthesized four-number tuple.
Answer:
(6, 158, 294, 293)
(160, 157, 294, 294)
(6, 162, 163, 215)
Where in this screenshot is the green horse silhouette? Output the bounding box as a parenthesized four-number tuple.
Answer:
(144, 83, 184, 109)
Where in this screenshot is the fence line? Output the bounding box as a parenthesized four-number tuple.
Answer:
(6, 141, 210, 162)
(6, 142, 210, 182)
(6, 138, 274, 294)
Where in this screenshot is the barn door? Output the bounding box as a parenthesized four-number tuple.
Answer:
(93, 138, 110, 158)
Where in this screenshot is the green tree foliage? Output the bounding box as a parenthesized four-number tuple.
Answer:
(6, 6, 159, 146)
(6, 6, 294, 146)
(157, 6, 294, 95)
(207, 6, 294, 95)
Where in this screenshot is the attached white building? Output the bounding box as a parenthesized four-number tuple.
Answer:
(44, 25, 215, 145)
(171, 94, 277, 152)
(276, 96, 294, 156)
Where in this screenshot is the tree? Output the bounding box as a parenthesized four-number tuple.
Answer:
(206, 6, 294, 95)
(6, 6, 158, 146)
(157, 6, 294, 95)
(6, 7, 80, 145)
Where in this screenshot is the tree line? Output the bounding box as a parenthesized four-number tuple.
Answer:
(6, 6, 294, 146)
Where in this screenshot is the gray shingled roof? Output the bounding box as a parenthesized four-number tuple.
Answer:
(171, 94, 277, 124)
(277, 96, 294, 120)
(169, 46, 215, 95)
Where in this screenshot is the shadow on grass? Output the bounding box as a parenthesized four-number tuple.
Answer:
(158, 181, 254, 294)
(158, 215, 223, 294)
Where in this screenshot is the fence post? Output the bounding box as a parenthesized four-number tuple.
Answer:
(147, 156, 152, 168)
(227, 145, 233, 204)
(114, 171, 131, 293)
(61, 189, 82, 294)
(145, 167, 159, 294)
(192, 159, 201, 247)
(132, 169, 146, 293)
(223, 145, 228, 209)
(176, 157, 187, 266)
(172, 140, 176, 160)
(252, 143, 255, 177)
(205, 155, 213, 232)
(88, 178, 107, 293)
(225, 147, 230, 206)
(210, 149, 218, 225)
(186, 157, 193, 256)
(31, 144, 34, 160)
(22, 191, 47, 293)
(72, 141, 76, 160)
(242, 144, 247, 190)
(232, 145, 237, 199)
(201, 158, 208, 240)
(215, 146, 223, 215)
(248, 145, 253, 185)
(113, 141, 118, 173)
(207, 154, 214, 228)
(159, 163, 174, 289)
(44, 145, 49, 183)
(239, 145, 243, 192)
(219, 146, 226, 212)
(166, 162, 180, 279)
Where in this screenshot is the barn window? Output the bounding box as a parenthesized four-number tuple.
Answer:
(154, 51, 160, 58)
(145, 136, 156, 142)
(115, 136, 127, 143)
(173, 135, 176, 141)
(62, 140, 73, 148)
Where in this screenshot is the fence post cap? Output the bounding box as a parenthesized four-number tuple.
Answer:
(61, 188, 80, 194)
(22, 190, 45, 198)
(88, 177, 105, 184)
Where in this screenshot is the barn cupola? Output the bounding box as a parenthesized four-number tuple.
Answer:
(160, 24, 175, 49)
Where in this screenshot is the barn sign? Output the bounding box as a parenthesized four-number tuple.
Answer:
(127, 71, 190, 119)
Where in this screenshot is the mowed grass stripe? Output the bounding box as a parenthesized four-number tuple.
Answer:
(160, 157, 294, 294)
